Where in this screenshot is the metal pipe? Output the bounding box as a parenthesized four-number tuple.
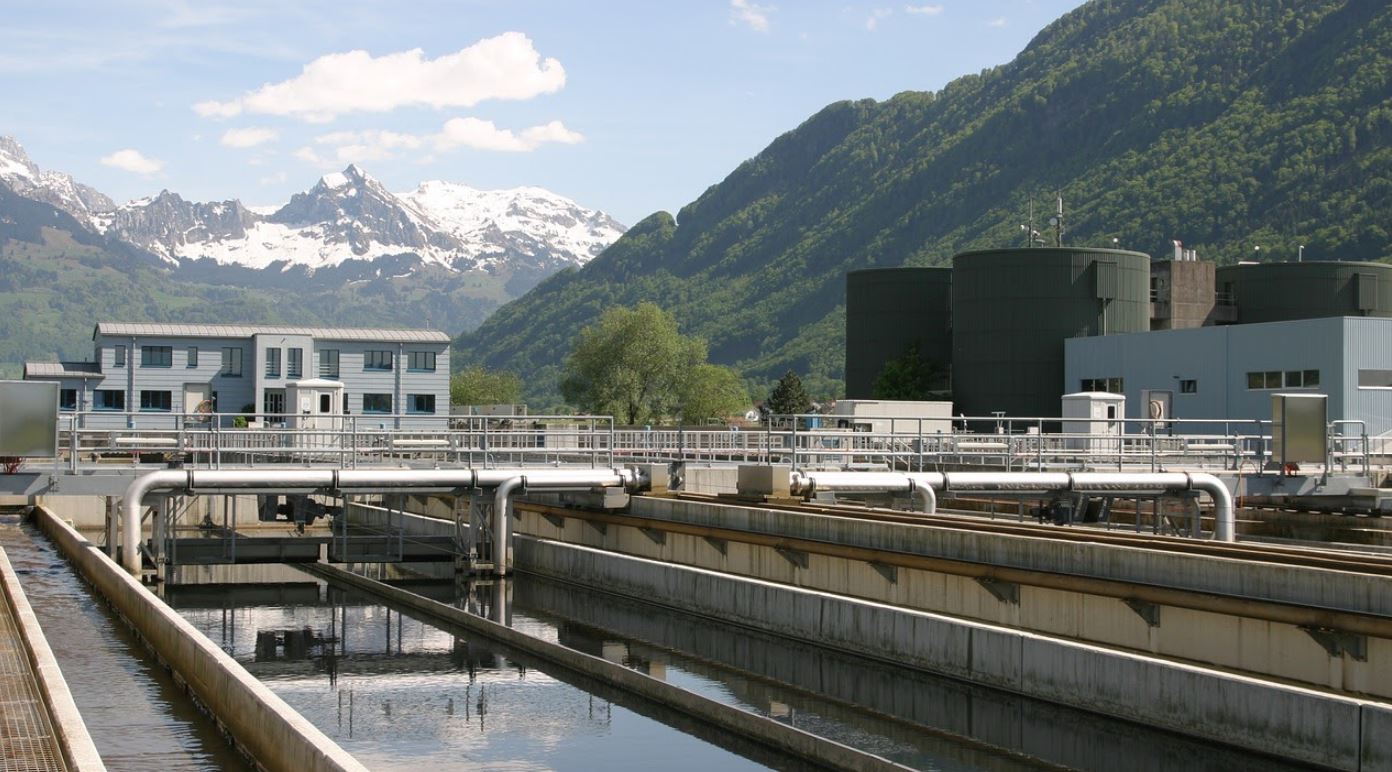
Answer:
(790, 470, 1235, 542)
(121, 467, 639, 576)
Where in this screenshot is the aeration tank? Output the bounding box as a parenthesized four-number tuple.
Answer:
(1216, 261, 1392, 323)
(951, 247, 1149, 419)
(844, 267, 951, 399)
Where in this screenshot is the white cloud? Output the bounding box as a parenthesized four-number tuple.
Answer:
(434, 117, 583, 152)
(730, 0, 773, 32)
(193, 32, 566, 122)
(904, 4, 943, 16)
(258, 171, 288, 185)
(100, 148, 163, 175)
(300, 118, 584, 163)
(219, 127, 278, 148)
(987, 16, 1007, 27)
(866, 8, 892, 30)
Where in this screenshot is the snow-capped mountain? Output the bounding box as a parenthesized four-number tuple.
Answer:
(0, 137, 113, 222)
(104, 163, 625, 273)
(0, 136, 626, 276)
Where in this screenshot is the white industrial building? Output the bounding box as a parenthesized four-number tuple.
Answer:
(24, 322, 451, 429)
(1064, 316, 1392, 437)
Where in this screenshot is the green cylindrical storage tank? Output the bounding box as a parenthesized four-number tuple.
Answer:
(1216, 261, 1392, 323)
(952, 247, 1150, 419)
(845, 267, 952, 399)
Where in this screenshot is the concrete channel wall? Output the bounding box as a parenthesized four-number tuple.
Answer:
(631, 496, 1392, 618)
(0, 548, 105, 770)
(31, 507, 367, 772)
(514, 498, 1392, 697)
(515, 535, 1392, 771)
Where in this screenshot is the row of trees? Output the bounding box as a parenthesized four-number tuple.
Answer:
(453, 302, 816, 425)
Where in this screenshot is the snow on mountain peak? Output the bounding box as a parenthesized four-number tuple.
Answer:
(0, 136, 113, 221)
(320, 171, 350, 189)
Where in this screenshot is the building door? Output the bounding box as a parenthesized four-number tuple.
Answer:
(183, 383, 210, 424)
(1142, 389, 1173, 432)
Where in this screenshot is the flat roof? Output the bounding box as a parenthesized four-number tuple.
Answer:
(93, 322, 451, 343)
(23, 362, 103, 379)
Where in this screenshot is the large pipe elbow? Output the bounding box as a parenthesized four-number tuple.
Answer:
(1188, 472, 1236, 542)
(909, 479, 937, 514)
(122, 470, 188, 575)
(493, 477, 525, 577)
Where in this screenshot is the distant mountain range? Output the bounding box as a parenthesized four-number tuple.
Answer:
(0, 136, 625, 375)
(459, 0, 1392, 405)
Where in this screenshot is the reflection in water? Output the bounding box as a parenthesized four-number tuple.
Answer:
(162, 565, 1309, 772)
(167, 574, 769, 771)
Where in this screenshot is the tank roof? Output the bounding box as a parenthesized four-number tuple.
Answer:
(1216, 260, 1392, 271)
(953, 246, 1151, 261)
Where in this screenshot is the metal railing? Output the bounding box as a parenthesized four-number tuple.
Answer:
(36, 410, 1378, 475)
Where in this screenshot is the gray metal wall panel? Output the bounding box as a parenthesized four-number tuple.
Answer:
(1065, 317, 1366, 434)
(1341, 318, 1392, 438)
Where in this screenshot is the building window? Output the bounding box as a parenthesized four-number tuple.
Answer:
(364, 350, 393, 371)
(1081, 377, 1124, 393)
(407, 351, 436, 372)
(1179, 379, 1197, 394)
(319, 349, 339, 378)
(140, 345, 172, 368)
(362, 393, 392, 414)
(263, 389, 285, 415)
(265, 347, 281, 378)
(139, 390, 172, 412)
(1285, 370, 1320, 388)
(59, 389, 77, 410)
(1358, 369, 1392, 388)
(188, 347, 198, 368)
(221, 347, 243, 377)
(287, 348, 303, 379)
(113, 345, 126, 368)
(407, 394, 436, 414)
(95, 390, 124, 411)
(1247, 370, 1318, 390)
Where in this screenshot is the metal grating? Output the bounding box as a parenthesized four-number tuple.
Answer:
(0, 586, 66, 772)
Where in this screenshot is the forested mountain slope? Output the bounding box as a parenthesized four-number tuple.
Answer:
(458, 0, 1392, 402)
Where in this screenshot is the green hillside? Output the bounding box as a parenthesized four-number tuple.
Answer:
(457, 0, 1392, 404)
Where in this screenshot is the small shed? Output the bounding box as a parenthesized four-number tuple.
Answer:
(1062, 392, 1125, 451)
(286, 379, 345, 431)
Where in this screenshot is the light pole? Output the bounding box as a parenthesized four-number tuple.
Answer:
(1254, 245, 1261, 261)
(1298, 244, 1305, 262)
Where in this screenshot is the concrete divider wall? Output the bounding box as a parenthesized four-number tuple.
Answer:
(31, 507, 367, 772)
(516, 535, 1388, 771)
(631, 497, 1392, 617)
(0, 548, 105, 771)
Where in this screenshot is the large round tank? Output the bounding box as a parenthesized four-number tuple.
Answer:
(844, 267, 951, 399)
(1216, 261, 1392, 323)
(952, 247, 1150, 419)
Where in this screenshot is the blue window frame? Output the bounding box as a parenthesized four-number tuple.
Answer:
(141, 346, 172, 368)
(407, 351, 436, 372)
(188, 347, 198, 368)
(139, 390, 171, 412)
(265, 347, 281, 378)
(95, 390, 124, 410)
(113, 345, 126, 368)
(407, 394, 436, 414)
(364, 351, 393, 371)
(362, 393, 392, 413)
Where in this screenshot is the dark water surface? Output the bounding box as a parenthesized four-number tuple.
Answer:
(0, 517, 251, 771)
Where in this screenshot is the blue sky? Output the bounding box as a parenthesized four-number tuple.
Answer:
(4, 0, 1086, 225)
